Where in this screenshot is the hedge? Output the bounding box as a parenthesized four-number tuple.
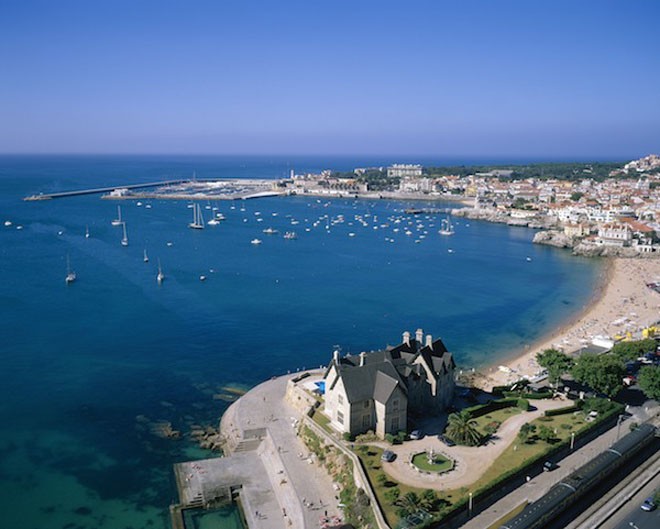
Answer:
(544, 404, 582, 417)
(503, 391, 553, 400)
(465, 398, 518, 419)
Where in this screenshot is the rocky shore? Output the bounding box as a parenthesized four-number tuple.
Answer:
(533, 229, 657, 258)
(451, 207, 558, 229)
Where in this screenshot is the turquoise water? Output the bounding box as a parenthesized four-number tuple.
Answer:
(0, 155, 602, 529)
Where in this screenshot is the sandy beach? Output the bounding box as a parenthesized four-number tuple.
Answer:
(474, 257, 660, 389)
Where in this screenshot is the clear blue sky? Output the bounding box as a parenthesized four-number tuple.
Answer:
(1, 0, 659, 158)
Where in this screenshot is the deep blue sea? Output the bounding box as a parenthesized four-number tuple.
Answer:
(0, 155, 602, 529)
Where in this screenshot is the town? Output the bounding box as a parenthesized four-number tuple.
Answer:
(278, 155, 660, 256)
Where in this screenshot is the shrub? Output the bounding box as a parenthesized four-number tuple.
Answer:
(343, 432, 354, 442)
(517, 398, 530, 411)
(384, 487, 400, 504)
(384, 433, 395, 445)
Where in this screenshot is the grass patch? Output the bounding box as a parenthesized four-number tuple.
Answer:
(356, 446, 454, 527)
(471, 407, 522, 435)
(311, 406, 333, 434)
(411, 452, 453, 473)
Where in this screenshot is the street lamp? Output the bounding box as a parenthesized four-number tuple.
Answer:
(468, 492, 473, 517)
(616, 414, 624, 442)
(570, 431, 575, 450)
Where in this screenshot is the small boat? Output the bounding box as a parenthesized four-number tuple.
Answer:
(199, 275, 207, 281)
(157, 260, 164, 284)
(215, 213, 226, 221)
(189, 204, 204, 229)
(283, 231, 297, 240)
(448, 248, 454, 254)
(251, 238, 262, 245)
(65, 255, 76, 284)
(526, 257, 532, 262)
(207, 218, 219, 226)
(262, 227, 278, 235)
(143, 249, 149, 263)
(111, 205, 123, 226)
(121, 222, 129, 246)
(4, 220, 11, 227)
(85, 225, 90, 238)
(439, 217, 455, 236)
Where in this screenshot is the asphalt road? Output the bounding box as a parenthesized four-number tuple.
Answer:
(600, 473, 660, 529)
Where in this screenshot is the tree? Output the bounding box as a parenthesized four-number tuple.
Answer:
(445, 410, 482, 446)
(536, 349, 575, 387)
(396, 491, 421, 517)
(537, 425, 555, 443)
(572, 354, 625, 397)
(421, 489, 438, 510)
(638, 365, 660, 400)
(611, 339, 657, 362)
(570, 192, 584, 202)
(518, 422, 536, 443)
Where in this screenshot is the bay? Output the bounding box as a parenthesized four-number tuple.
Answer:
(0, 155, 602, 529)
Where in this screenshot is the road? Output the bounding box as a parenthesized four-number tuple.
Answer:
(599, 474, 660, 529)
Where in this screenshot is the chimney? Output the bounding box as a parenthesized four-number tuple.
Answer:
(333, 349, 340, 363)
(359, 352, 367, 366)
(426, 335, 433, 349)
(402, 331, 410, 346)
(416, 328, 424, 344)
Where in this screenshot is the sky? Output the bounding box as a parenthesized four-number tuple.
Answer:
(1, 0, 659, 159)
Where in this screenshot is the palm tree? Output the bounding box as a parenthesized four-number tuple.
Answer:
(445, 410, 482, 446)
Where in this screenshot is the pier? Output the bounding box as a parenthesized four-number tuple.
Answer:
(171, 371, 345, 529)
(23, 179, 188, 201)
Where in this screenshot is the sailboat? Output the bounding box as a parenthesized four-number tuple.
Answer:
(65, 255, 76, 284)
(157, 259, 165, 284)
(111, 205, 123, 226)
(189, 203, 204, 229)
(439, 216, 455, 236)
(121, 222, 129, 246)
(143, 249, 149, 263)
(85, 225, 90, 238)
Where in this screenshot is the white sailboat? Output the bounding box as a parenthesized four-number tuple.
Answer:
(439, 216, 455, 236)
(189, 203, 204, 229)
(157, 259, 165, 284)
(121, 222, 129, 246)
(85, 225, 90, 238)
(143, 249, 149, 263)
(111, 205, 123, 226)
(65, 255, 76, 284)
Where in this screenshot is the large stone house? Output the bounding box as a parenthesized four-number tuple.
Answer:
(323, 329, 455, 438)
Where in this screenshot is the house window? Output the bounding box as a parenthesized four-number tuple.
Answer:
(338, 394, 344, 405)
(363, 400, 370, 409)
(363, 414, 370, 428)
(390, 417, 399, 431)
(337, 411, 344, 424)
(392, 399, 399, 411)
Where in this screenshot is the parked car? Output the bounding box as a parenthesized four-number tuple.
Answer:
(640, 497, 656, 512)
(543, 461, 558, 472)
(438, 434, 456, 447)
(381, 450, 396, 462)
(409, 429, 424, 440)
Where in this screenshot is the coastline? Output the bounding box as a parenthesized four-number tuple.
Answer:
(474, 257, 660, 389)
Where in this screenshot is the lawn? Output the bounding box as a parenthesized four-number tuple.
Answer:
(311, 406, 333, 434)
(355, 446, 456, 527)
(459, 409, 596, 494)
(411, 452, 454, 473)
(471, 407, 522, 435)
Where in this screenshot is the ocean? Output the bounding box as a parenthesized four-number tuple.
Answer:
(0, 155, 602, 529)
